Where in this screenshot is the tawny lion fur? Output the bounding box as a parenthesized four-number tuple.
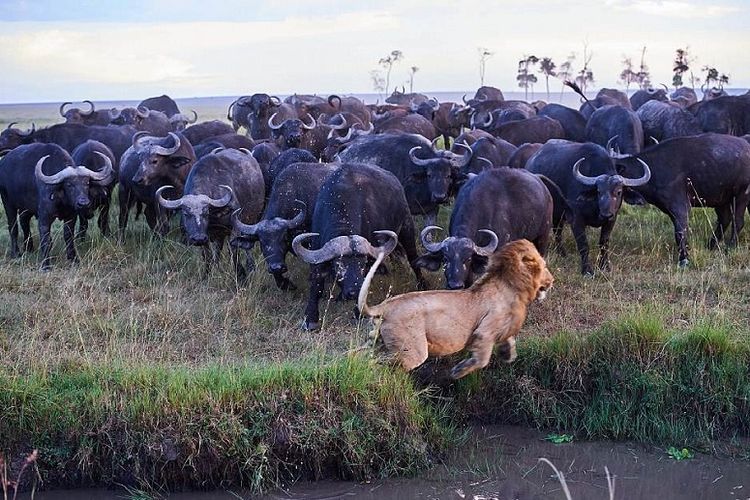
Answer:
(358, 239, 553, 379)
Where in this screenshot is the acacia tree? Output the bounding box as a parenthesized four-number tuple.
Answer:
(619, 56, 638, 92)
(538, 57, 556, 100)
(558, 52, 576, 100)
(408, 66, 419, 93)
(478, 47, 494, 86)
(672, 47, 692, 89)
(702, 66, 720, 89)
(517, 55, 539, 100)
(379, 50, 404, 95)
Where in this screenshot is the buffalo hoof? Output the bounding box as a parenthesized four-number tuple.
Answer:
(678, 258, 690, 268)
(581, 266, 595, 277)
(302, 319, 320, 331)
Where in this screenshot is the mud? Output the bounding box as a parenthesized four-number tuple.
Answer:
(20, 425, 750, 499)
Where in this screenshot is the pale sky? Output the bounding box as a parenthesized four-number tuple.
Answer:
(1, 0, 748, 103)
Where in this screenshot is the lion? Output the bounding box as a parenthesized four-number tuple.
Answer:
(358, 239, 553, 379)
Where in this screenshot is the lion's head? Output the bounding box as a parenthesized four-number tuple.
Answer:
(473, 239, 553, 302)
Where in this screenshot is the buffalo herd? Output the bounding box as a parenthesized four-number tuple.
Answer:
(2, 86, 750, 329)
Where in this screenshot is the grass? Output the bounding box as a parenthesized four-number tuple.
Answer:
(1, 103, 750, 490)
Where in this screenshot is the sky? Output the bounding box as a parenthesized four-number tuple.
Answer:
(0, 0, 748, 103)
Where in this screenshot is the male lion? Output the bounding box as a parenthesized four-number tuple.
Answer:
(358, 239, 553, 379)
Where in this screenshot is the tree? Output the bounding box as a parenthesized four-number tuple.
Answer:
(408, 66, 419, 93)
(619, 57, 638, 92)
(702, 66, 720, 89)
(478, 47, 494, 86)
(574, 43, 594, 93)
(378, 50, 404, 95)
(538, 57, 557, 101)
(634, 46, 651, 90)
(672, 47, 692, 89)
(558, 52, 576, 100)
(370, 69, 386, 97)
(517, 55, 539, 100)
(718, 73, 730, 90)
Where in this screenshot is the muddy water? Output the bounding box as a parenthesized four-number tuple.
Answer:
(22, 425, 750, 499)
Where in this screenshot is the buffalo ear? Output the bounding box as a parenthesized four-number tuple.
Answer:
(413, 253, 442, 272)
(470, 255, 489, 275)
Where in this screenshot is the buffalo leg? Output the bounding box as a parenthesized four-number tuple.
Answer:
(708, 205, 731, 250)
(571, 217, 593, 275)
(20, 210, 34, 253)
(201, 245, 212, 275)
(666, 203, 691, 266)
(728, 192, 750, 248)
(230, 246, 247, 284)
(76, 214, 89, 240)
(98, 198, 111, 237)
(118, 184, 131, 239)
(303, 264, 327, 330)
(272, 272, 296, 291)
(63, 217, 78, 263)
(399, 216, 426, 288)
(597, 219, 615, 271)
(442, 133, 451, 150)
(38, 216, 53, 270)
(5, 205, 21, 258)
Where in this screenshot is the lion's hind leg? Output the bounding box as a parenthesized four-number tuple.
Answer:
(380, 324, 429, 371)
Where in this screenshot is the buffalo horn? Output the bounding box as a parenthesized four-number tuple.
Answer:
(408, 146, 433, 166)
(572, 157, 607, 186)
(301, 113, 316, 130)
(420, 225, 445, 253)
(620, 158, 651, 187)
(155, 185, 182, 209)
(82, 100, 95, 116)
(152, 132, 181, 156)
(268, 112, 284, 130)
(472, 230, 499, 257)
(59, 102, 72, 117)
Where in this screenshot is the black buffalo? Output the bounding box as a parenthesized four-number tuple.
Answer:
(615, 134, 750, 266)
(71, 140, 117, 238)
(59, 101, 114, 126)
(586, 105, 644, 154)
(629, 86, 669, 111)
(538, 104, 587, 142)
(181, 120, 235, 146)
(0, 143, 113, 269)
(338, 133, 471, 225)
(0, 123, 134, 161)
(526, 141, 651, 274)
(138, 95, 180, 117)
(156, 148, 264, 280)
(232, 161, 339, 289)
(636, 100, 701, 142)
(416, 167, 553, 289)
(292, 162, 424, 330)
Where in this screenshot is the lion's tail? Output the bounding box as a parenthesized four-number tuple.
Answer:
(358, 251, 386, 318)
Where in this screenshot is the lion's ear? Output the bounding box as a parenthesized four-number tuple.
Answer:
(521, 252, 542, 275)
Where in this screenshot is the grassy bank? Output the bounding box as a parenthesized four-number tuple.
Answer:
(0, 356, 455, 492)
(456, 313, 750, 447)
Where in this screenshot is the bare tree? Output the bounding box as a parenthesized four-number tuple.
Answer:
(370, 69, 386, 98)
(538, 57, 556, 101)
(574, 43, 594, 93)
(408, 66, 419, 93)
(558, 52, 576, 100)
(379, 50, 404, 95)
(478, 47, 494, 86)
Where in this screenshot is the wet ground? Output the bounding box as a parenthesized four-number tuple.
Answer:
(22, 425, 750, 499)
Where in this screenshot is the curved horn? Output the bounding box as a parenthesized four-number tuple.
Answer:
(449, 141, 473, 167)
(354, 230, 398, 258)
(328, 113, 348, 130)
(269, 96, 281, 106)
(620, 158, 651, 187)
(136, 106, 150, 118)
(59, 102, 72, 117)
(420, 225, 445, 253)
(19, 123, 35, 137)
(82, 100, 95, 116)
(210, 146, 225, 155)
(462, 94, 469, 105)
(301, 113, 316, 130)
(155, 185, 182, 209)
(332, 126, 355, 144)
(231, 208, 263, 236)
(572, 157, 605, 186)
(476, 156, 493, 169)
(188, 110, 198, 123)
(132, 130, 152, 150)
(152, 132, 181, 156)
(605, 135, 619, 152)
(206, 185, 233, 208)
(649, 136, 660, 145)
(268, 112, 284, 130)
(108, 108, 120, 120)
(660, 83, 669, 92)
(409, 146, 433, 167)
(292, 233, 346, 264)
(227, 99, 236, 121)
(6, 122, 17, 130)
(285, 200, 306, 229)
(480, 112, 493, 129)
(35, 155, 76, 184)
(238, 147, 252, 155)
(328, 94, 342, 109)
(83, 151, 114, 183)
(429, 97, 439, 110)
(472, 229, 499, 257)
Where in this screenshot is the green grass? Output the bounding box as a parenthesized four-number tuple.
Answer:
(1, 103, 750, 490)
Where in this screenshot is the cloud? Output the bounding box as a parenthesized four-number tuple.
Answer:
(605, 0, 739, 18)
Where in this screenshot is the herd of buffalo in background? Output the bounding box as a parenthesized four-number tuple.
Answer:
(1, 82, 750, 329)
